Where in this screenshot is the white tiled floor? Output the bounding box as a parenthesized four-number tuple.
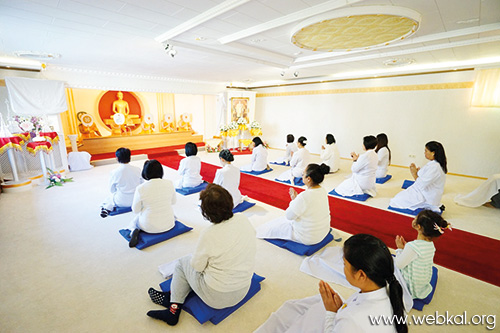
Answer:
(0, 149, 498, 332)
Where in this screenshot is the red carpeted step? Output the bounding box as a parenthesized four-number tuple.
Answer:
(154, 152, 500, 287)
(91, 143, 205, 161)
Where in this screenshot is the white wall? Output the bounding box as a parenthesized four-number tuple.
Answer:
(255, 71, 500, 178)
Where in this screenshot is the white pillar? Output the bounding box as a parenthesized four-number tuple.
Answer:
(6, 148, 19, 182)
(68, 134, 78, 152)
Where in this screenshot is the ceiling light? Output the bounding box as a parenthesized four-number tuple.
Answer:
(163, 43, 177, 58)
(293, 71, 299, 77)
(456, 18, 479, 24)
(383, 58, 415, 67)
(291, 6, 421, 52)
(195, 36, 207, 41)
(14, 51, 61, 60)
(280, 71, 285, 77)
(330, 56, 500, 78)
(0, 56, 44, 71)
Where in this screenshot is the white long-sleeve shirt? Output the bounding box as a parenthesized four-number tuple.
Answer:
(376, 147, 390, 178)
(177, 155, 203, 188)
(320, 143, 340, 173)
(190, 213, 256, 292)
(213, 163, 243, 208)
(109, 163, 143, 207)
(131, 178, 176, 233)
(285, 187, 331, 245)
(324, 287, 397, 333)
(290, 147, 311, 178)
(285, 142, 298, 162)
(390, 160, 446, 212)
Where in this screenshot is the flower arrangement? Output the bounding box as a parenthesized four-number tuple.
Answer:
(219, 124, 228, 137)
(237, 117, 247, 131)
(12, 115, 44, 134)
(227, 121, 239, 137)
(250, 120, 262, 136)
(250, 120, 261, 129)
(46, 168, 73, 189)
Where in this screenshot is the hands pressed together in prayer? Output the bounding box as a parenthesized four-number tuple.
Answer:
(319, 280, 343, 312)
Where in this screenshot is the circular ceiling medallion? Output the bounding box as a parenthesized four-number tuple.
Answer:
(291, 7, 420, 52)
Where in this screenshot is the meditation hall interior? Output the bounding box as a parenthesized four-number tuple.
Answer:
(0, 0, 499, 332)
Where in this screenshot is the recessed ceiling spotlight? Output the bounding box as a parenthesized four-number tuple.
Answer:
(383, 58, 415, 67)
(250, 38, 266, 43)
(14, 51, 61, 59)
(293, 71, 299, 78)
(195, 36, 207, 41)
(280, 71, 285, 77)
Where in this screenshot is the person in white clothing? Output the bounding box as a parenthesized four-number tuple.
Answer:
(320, 133, 340, 174)
(213, 149, 243, 208)
(147, 184, 256, 326)
(241, 137, 270, 172)
(334, 135, 378, 197)
(255, 234, 408, 333)
(127, 160, 177, 248)
(390, 141, 447, 213)
(320, 234, 408, 333)
(275, 136, 310, 182)
(454, 173, 500, 208)
(100, 147, 142, 218)
(395, 210, 450, 299)
(176, 142, 203, 189)
(272, 134, 298, 165)
(375, 133, 391, 179)
(257, 163, 331, 245)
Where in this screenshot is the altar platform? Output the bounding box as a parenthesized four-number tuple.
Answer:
(80, 131, 204, 155)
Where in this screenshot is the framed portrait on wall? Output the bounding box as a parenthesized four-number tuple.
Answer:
(230, 97, 250, 123)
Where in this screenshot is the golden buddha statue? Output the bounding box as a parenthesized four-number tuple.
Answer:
(112, 91, 139, 126)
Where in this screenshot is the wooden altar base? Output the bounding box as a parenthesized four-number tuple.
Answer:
(80, 132, 204, 156)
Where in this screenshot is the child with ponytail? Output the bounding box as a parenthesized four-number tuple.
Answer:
(395, 209, 450, 299)
(319, 234, 408, 333)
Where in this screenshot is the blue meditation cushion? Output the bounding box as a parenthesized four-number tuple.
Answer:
(274, 177, 304, 186)
(413, 266, 438, 311)
(293, 177, 305, 186)
(108, 206, 132, 216)
(176, 182, 208, 195)
(241, 168, 273, 175)
(270, 161, 288, 166)
(265, 233, 334, 256)
(387, 206, 442, 216)
(232, 201, 256, 213)
(402, 180, 415, 189)
(376, 174, 392, 184)
(119, 221, 192, 250)
(159, 273, 265, 325)
(328, 189, 371, 202)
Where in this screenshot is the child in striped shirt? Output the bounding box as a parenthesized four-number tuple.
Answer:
(394, 210, 450, 299)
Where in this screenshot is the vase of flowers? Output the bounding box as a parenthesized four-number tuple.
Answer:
(12, 115, 44, 138)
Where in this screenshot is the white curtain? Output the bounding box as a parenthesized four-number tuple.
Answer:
(471, 68, 500, 107)
(5, 77, 68, 115)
